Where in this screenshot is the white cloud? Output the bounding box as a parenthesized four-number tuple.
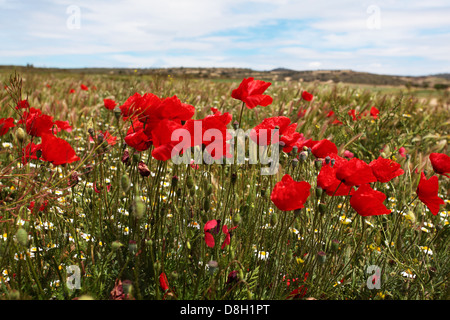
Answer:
(0, 0, 449, 75)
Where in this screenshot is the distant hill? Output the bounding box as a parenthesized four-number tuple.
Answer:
(1, 65, 449, 88)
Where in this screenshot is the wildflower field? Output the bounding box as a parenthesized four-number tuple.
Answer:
(0, 68, 449, 301)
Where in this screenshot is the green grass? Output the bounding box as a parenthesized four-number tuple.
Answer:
(0, 69, 449, 300)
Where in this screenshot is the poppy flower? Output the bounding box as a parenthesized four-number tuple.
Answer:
(204, 220, 218, 248)
(343, 150, 354, 159)
(21, 142, 42, 165)
(429, 153, 450, 178)
(221, 225, 238, 249)
(369, 157, 404, 183)
(89, 130, 117, 146)
(335, 157, 377, 186)
(0, 117, 15, 136)
(15, 100, 30, 110)
(249, 116, 300, 153)
(398, 147, 407, 158)
(103, 99, 117, 110)
(310, 139, 338, 159)
(301, 90, 313, 102)
(124, 121, 152, 152)
(69, 89, 75, 94)
(151, 119, 184, 161)
(184, 115, 232, 160)
(53, 120, 73, 133)
(348, 109, 361, 121)
(231, 77, 273, 109)
(270, 174, 311, 212)
(416, 172, 445, 216)
(317, 158, 354, 196)
(349, 184, 391, 216)
(40, 133, 80, 165)
(21, 109, 54, 137)
(370, 106, 379, 119)
(80, 84, 88, 91)
(159, 272, 169, 292)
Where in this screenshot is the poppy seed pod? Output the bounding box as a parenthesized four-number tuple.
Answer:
(299, 151, 308, 162)
(16, 228, 28, 246)
(331, 239, 340, 252)
(121, 174, 131, 192)
(291, 158, 299, 167)
(208, 260, 219, 275)
(186, 175, 194, 189)
(317, 251, 326, 264)
(113, 106, 121, 120)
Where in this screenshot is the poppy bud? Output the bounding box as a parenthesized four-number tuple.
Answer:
(186, 175, 194, 189)
(121, 174, 131, 192)
(16, 228, 28, 246)
(205, 183, 213, 196)
(138, 161, 150, 177)
(112, 240, 123, 251)
(317, 251, 326, 264)
(16, 127, 26, 143)
(203, 198, 210, 212)
(316, 187, 323, 198)
(113, 106, 121, 120)
(122, 149, 130, 165)
(132, 197, 146, 219)
(133, 152, 140, 163)
(270, 212, 278, 226)
(232, 213, 242, 225)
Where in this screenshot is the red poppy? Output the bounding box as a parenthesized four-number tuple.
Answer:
(0, 117, 15, 136)
(231, 77, 273, 109)
(249, 116, 300, 153)
(270, 174, 311, 212)
(15, 100, 30, 110)
(369, 157, 404, 183)
(301, 90, 313, 102)
(416, 172, 445, 215)
(370, 106, 379, 119)
(317, 157, 354, 196)
(335, 157, 377, 186)
(103, 99, 117, 110)
(183, 114, 232, 160)
(89, 130, 117, 146)
(310, 139, 338, 159)
(21, 142, 42, 165)
(398, 147, 407, 158)
(25, 112, 54, 137)
(349, 184, 391, 216)
(124, 129, 152, 152)
(80, 84, 88, 91)
(429, 153, 450, 178)
(343, 150, 354, 159)
(348, 109, 361, 121)
(69, 89, 75, 94)
(221, 225, 238, 249)
(159, 272, 169, 292)
(151, 119, 184, 161)
(40, 133, 80, 165)
(53, 120, 73, 133)
(204, 220, 218, 248)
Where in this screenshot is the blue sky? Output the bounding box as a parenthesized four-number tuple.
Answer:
(1, 0, 449, 76)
